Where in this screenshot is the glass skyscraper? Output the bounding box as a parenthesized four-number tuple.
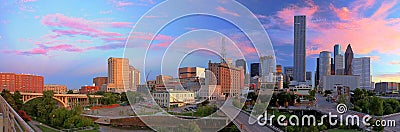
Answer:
(293, 15, 306, 82)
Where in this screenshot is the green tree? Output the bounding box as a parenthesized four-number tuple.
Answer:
(2, 90, 16, 109)
(37, 90, 57, 123)
(372, 118, 385, 131)
(120, 92, 128, 102)
(12, 91, 23, 110)
(369, 96, 384, 116)
(352, 88, 365, 103)
(67, 90, 74, 94)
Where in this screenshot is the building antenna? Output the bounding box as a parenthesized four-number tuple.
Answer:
(221, 37, 226, 63)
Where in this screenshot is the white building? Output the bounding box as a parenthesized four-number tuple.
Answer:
(352, 57, 371, 90)
(152, 90, 195, 109)
(322, 75, 360, 91)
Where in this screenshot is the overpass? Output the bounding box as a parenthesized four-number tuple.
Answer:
(14, 92, 102, 108)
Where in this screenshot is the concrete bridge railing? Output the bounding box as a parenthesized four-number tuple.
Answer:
(0, 95, 34, 132)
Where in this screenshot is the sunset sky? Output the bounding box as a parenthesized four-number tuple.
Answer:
(0, 0, 399, 89)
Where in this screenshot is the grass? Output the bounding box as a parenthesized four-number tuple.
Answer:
(36, 124, 58, 132)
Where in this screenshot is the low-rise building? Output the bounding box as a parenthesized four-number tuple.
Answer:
(375, 82, 399, 94)
(93, 77, 108, 87)
(80, 86, 100, 94)
(322, 75, 360, 91)
(44, 84, 67, 94)
(152, 90, 195, 109)
(290, 84, 312, 96)
(198, 85, 222, 101)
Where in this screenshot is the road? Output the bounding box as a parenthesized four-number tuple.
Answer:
(221, 99, 280, 132)
(381, 114, 400, 132)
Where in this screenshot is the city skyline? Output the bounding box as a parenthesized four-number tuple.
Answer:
(1, 0, 400, 88)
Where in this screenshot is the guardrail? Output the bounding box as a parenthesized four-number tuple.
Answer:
(0, 95, 34, 132)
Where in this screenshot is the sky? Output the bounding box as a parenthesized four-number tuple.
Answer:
(0, 0, 400, 89)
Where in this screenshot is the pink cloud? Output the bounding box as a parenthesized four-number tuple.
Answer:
(216, 6, 240, 17)
(308, 0, 400, 55)
(3, 44, 85, 56)
(275, 1, 318, 26)
(20, 0, 36, 3)
(329, 4, 352, 21)
(388, 61, 400, 65)
(116, 1, 133, 7)
(76, 39, 92, 43)
(41, 13, 130, 38)
(140, 0, 155, 4)
(373, 72, 400, 82)
(255, 14, 267, 19)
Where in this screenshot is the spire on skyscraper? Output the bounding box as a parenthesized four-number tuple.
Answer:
(344, 44, 354, 75)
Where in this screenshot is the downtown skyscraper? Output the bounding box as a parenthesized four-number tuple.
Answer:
(344, 44, 354, 75)
(352, 57, 371, 90)
(293, 15, 306, 82)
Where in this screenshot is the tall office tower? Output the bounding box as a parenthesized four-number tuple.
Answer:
(0, 73, 44, 93)
(260, 55, 275, 82)
(107, 57, 130, 93)
(293, 15, 307, 82)
(315, 58, 320, 86)
(276, 65, 283, 74)
(306, 71, 312, 81)
(319, 51, 331, 88)
(352, 57, 371, 90)
(260, 56, 275, 76)
(333, 44, 341, 73)
(235, 59, 246, 74)
(284, 67, 294, 83)
(250, 63, 260, 77)
(129, 66, 140, 91)
(335, 54, 344, 75)
(344, 44, 354, 75)
(208, 60, 243, 98)
(331, 58, 335, 75)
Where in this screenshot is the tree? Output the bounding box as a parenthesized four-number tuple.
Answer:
(13, 91, 23, 110)
(283, 82, 289, 89)
(309, 90, 316, 98)
(369, 96, 384, 116)
(100, 92, 120, 105)
(372, 118, 385, 131)
(67, 90, 74, 94)
(120, 92, 128, 102)
(352, 88, 365, 103)
(18, 110, 31, 121)
(1, 89, 16, 109)
(37, 90, 57, 123)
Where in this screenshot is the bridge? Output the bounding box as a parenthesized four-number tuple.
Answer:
(14, 92, 102, 108)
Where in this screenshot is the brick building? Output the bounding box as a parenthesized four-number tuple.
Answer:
(0, 73, 44, 93)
